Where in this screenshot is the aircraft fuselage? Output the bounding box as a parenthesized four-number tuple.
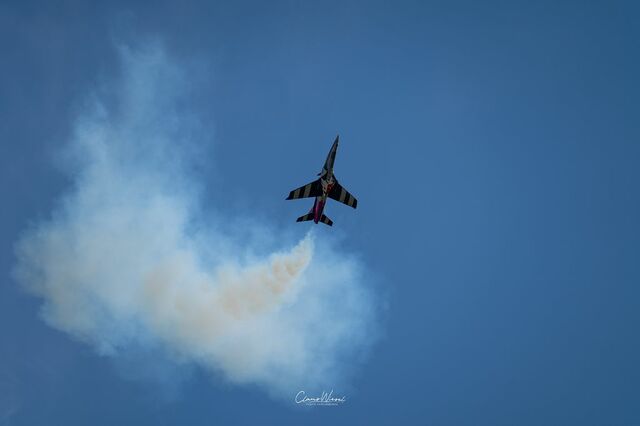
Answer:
(313, 140, 338, 223)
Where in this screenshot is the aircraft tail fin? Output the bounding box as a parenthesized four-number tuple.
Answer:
(319, 214, 333, 226)
(296, 213, 314, 222)
(295, 213, 332, 226)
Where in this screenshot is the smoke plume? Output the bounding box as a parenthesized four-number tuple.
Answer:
(14, 42, 376, 396)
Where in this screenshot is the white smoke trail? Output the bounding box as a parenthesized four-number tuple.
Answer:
(14, 42, 376, 396)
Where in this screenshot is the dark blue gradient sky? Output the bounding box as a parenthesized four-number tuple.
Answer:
(1, 1, 639, 424)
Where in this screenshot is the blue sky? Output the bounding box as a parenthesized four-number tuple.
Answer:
(1, 1, 639, 425)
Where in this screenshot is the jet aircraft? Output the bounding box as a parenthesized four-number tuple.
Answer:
(286, 135, 357, 226)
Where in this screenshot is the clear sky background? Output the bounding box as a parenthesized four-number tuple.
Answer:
(1, 1, 639, 425)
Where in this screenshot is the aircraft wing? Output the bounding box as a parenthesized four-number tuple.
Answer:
(286, 179, 322, 200)
(328, 181, 358, 208)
